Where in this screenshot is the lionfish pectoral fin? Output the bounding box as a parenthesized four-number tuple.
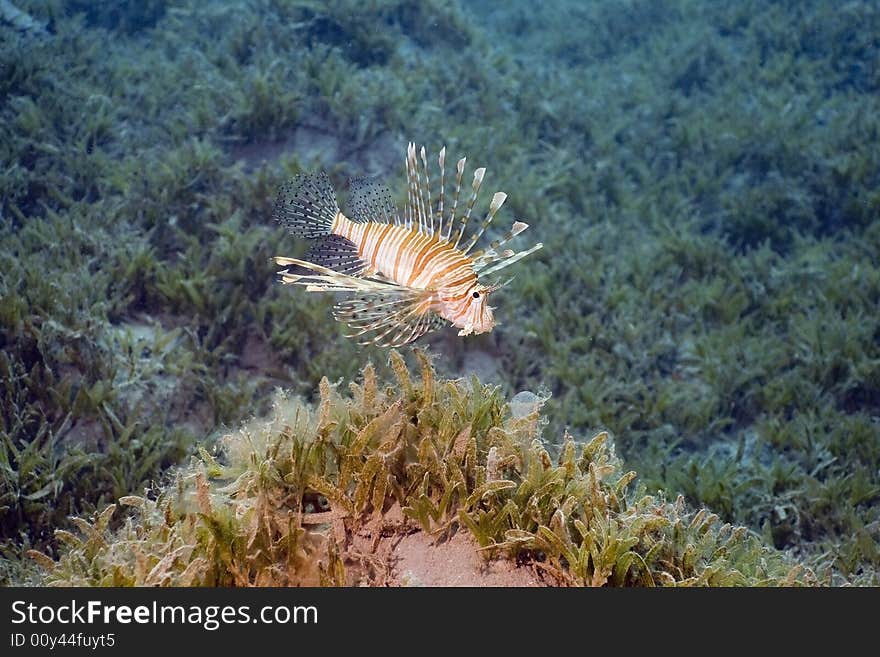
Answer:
(334, 289, 442, 347)
(273, 256, 441, 347)
(274, 257, 390, 292)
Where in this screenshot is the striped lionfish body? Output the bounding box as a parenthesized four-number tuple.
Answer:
(272, 143, 543, 347)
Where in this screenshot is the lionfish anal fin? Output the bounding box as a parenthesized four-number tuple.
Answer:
(302, 234, 368, 277)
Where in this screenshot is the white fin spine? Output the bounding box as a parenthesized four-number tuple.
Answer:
(472, 247, 512, 269)
(453, 166, 485, 248)
(406, 141, 433, 235)
(410, 142, 423, 233)
(404, 142, 417, 230)
(477, 243, 543, 277)
(461, 190, 506, 255)
(437, 147, 446, 239)
(510, 220, 529, 236)
(446, 157, 466, 242)
(472, 220, 530, 267)
(420, 145, 434, 235)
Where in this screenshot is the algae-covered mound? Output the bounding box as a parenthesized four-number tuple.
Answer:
(37, 352, 815, 586)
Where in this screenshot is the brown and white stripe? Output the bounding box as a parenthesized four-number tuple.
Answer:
(272, 142, 542, 346)
(334, 214, 476, 292)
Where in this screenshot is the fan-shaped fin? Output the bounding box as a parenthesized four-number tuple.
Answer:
(347, 176, 397, 225)
(302, 235, 367, 277)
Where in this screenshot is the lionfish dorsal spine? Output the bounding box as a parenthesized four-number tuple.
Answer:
(445, 156, 466, 243)
(419, 145, 434, 235)
(461, 191, 507, 255)
(472, 220, 529, 266)
(452, 166, 485, 249)
(405, 142, 431, 236)
(436, 146, 447, 239)
(477, 242, 544, 277)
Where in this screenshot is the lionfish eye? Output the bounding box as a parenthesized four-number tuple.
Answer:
(472, 291, 480, 299)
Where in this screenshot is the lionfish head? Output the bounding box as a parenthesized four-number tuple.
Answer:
(446, 279, 513, 337)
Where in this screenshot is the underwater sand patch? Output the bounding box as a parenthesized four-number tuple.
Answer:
(341, 503, 550, 587)
(387, 531, 547, 587)
(239, 329, 273, 372)
(425, 330, 504, 385)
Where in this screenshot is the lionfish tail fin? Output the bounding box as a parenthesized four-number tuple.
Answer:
(273, 171, 339, 239)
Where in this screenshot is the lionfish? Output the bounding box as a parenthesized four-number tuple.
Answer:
(272, 143, 543, 347)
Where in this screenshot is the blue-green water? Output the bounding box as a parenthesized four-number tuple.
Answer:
(1, 0, 878, 584)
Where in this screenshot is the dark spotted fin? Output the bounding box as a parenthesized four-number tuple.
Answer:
(347, 176, 397, 224)
(273, 171, 339, 239)
(302, 235, 367, 277)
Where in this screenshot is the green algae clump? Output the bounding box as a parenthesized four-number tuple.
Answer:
(37, 353, 815, 587)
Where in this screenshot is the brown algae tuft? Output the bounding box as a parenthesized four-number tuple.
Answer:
(37, 353, 815, 587)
